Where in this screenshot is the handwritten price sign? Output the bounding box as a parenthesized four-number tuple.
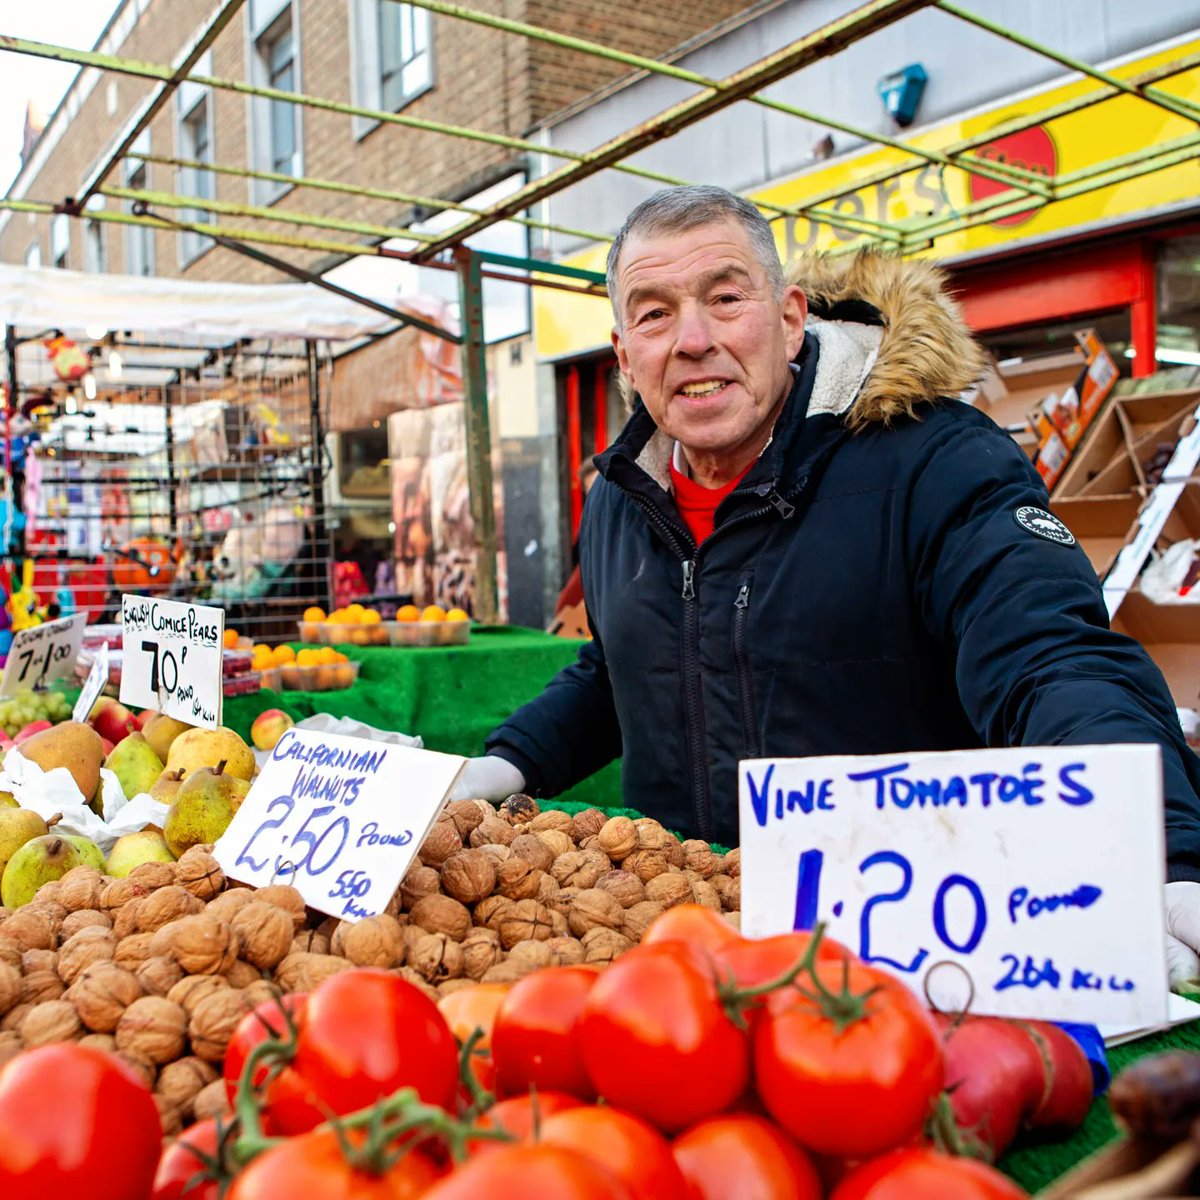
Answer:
(119, 596, 224, 729)
(72, 643, 111, 723)
(739, 745, 1168, 1026)
(213, 728, 465, 920)
(0, 614, 86, 698)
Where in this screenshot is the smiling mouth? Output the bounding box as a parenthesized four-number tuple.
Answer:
(678, 380, 728, 398)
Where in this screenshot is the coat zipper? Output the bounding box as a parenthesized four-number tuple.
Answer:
(679, 558, 711, 840)
(732, 579, 760, 760)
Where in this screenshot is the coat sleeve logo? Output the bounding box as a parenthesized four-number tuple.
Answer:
(1014, 505, 1076, 546)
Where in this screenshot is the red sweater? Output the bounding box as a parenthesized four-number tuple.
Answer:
(669, 459, 748, 544)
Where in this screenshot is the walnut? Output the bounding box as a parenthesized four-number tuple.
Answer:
(469, 815, 516, 848)
(114, 995, 187, 1064)
(536, 874, 561, 907)
(189, 989, 254, 1062)
(690, 880, 722, 911)
(595, 870, 646, 909)
(418, 819, 463, 868)
(20, 999, 81, 1046)
(510, 834, 555, 874)
(128, 861, 176, 890)
(536, 830, 574, 860)
(21, 968, 65, 1005)
(528, 810, 574, 837)
(461, 928, 503, 980)
(634, 818, 672, 851)
(408, 894, 471, 942)
(175, 849, 226, 902)
(61, 909, 112, 939)
(136, 886, 206, 933)
(399, 865, 441, 911)
(227, 960, 262, 989)
(1, 908, 57, 951)
(400, 924, 430, 961)
(440, 850, 496, 905)
(496, 858, 543, 901)
(291, 930, 330, 955)
(114, 932, 156, 969)
(167, 975, 230, 1016)
(547, 886, 580, 918)
(204, 889, 257, 922)
(57, 926, 117, 985)
(0, 937, 22, 969)
(579, 835, 602, 852)
(550, 849, 610, 890)
(1, 1002, 34, 1033)
(497, 793, 537, 825)
(548, 909, 569, 938)
(712, 875, 740, 911)
(623, 849, 670, 883)
(156, 1056, 219, 1118)
(230, 902, 294, 970)
(507, 939, 553, 971)
(681, 840, 719, 879)
(645, 872, 693, 909)
(0, 963, 20, 1016)
(23, 947, 57, 974)
(26, 899, 67, 929)
(582, 927, 635, 963)
(597, 817, 638, 861)
(155, 1094, 184, 1138)
(546, 936, 586, 967)
(0, 1030, 21, 1067)
(622, 901, 665, 942)
(408, 933, 464, 984)
(100, 879, 151, 914)
(497, 899, 555, 950)
(568, 889, 625, 937)
(112, 899, 146, 941)
(274, 952, 352, 993)
(253, 885, 307, 932)
(69, 962, 144, 1031)
(58, 869, 105, 913)
(395, 966, 439, 1003)
(481, 959, 536, 984)
(151, 914, 237, 976)
(136, 955, 185, 997)
(436, 978, 477, 999)
(330, 915, 405, 968)
(78, 1033, 116, 1054)
(472, 895, 514, 930)
(193, 1078, 231, 1122)
(444, 798, 489, 838)
(722, 849, 741, 878)
(34, 880, 63, 905)
(571, 809, 607, 842)
(115, 1050, 158, 1088)
(243, 979, 283, 1009)
(724, 911, 741, 933)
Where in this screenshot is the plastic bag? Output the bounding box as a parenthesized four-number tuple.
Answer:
(1139, 538, 1200, 604)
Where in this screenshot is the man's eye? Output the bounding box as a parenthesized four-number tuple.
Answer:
(715, 293, 742, 305)
(637, 308, 666, 323)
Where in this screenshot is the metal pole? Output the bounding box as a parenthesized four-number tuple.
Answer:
(4, 325, 16, 501)
(165, 385, 177, 546)
(455, 248, 498, 624)
(307, 340, 332, 617)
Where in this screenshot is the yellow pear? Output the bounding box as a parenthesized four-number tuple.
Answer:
(164, 764, 251, 857)
(143, 714, 193, 764)
(18, 722, 104, 803)
(167, 726, 255, 782)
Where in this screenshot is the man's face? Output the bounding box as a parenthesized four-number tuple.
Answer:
(611, 217, 807, 478)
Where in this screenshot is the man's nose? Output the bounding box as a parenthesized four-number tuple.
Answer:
(673, 304, 715, 358)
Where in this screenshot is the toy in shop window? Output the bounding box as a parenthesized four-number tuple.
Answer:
(42, 335, 90, 382)
(109, 538, 179, 593)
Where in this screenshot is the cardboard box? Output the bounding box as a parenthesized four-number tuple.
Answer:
(1051, 494, 1142, 579)
(1112, 589, 1200, 708)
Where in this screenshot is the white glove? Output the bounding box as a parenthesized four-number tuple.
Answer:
(1164, 880, 1200, 990)
(448, 756, 526, 804)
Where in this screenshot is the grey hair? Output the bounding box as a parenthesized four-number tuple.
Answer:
(605, 185, 785, 324)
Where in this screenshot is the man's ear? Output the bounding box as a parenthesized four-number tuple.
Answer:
(612, 325, 632, 382)
(780, 285, 808, 361)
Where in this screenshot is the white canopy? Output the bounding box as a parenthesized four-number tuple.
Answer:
(0, 260, 395, 342)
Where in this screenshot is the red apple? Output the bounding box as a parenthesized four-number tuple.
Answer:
(90, 697, 137, 746)
(15, 720, 53, 744)
(100, 737, 115, 757)
(251, 708, 294, 752)
(135, 709, 155, 730)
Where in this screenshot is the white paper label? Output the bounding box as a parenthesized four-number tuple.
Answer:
(213, 728, 465, 921)
(119, 595, 224, 729)
(739, 745, 1168, 1026)
(73, 643, 111, 723)
(0, 614, 87, 697)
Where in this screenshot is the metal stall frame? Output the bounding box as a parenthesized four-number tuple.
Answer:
(3, 0, 1199, 621)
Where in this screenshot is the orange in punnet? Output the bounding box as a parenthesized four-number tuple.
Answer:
(223, 629, 241, 649)
(303, 606, 326, 622)
(273, 645, 296, 665)
(446, 608, 470, 623)
(421, 604, 447, 623)
(396, 604, 420, 622)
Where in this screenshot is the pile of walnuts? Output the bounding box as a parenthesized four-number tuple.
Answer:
(0, 797, 738, 1138)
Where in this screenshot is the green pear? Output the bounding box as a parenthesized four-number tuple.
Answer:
(143, 714, 193, 764)
(105, 733, 165, 802)
(0, 791, 17, 808)
(63, 833, 107, 872)
(149, 768, 187, 806)
(2, 834, 82, 907)
(106, 829, 175, 877)
(0, 807, 50, 880)
(164, 761, 251, 858)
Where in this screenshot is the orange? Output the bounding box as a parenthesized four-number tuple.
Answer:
(273, 645, 297, 665)
(361, 609, 381, 624)
(347, 603, 366, 619)
(396, 604, 420, 623)
(421, 604, 447, 623)
(223, 629, 241, 649)
(303, 606, 326, 623)
(445, 608, 470, 623)
(297, 648, 319, 667)
(319, 647, 339, 664)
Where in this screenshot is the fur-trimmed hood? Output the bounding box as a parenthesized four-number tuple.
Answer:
(789, 250, 983, 430)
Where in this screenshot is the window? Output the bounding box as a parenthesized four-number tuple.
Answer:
(176, 55, 215, 266)
(124, 131, 154, 277)
(248, 0, 302, 199)
(84, 219, 107, 273)
(51, 213, 70, 269)
(24, 242, 41, 268)
(349, 0, 433, 137)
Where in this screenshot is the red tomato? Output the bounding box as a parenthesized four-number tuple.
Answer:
(437, 983, 511, 1095)
(468, 1091, 585, 1154)
(227, 1127, 444, 1200)
(538, 1105, 691, 1200)
(152, 1118, 223, 1200)
(292, 968, 459, 1120)
(223, 993, 326, 1135)
(0, 1043, 161, 1199)
(641, 904, 742, 956)
(672, 1114, 823, 1200)
(421, 1143, 635, 1200)
(829, 1148, 1029, 1199)
(754, 959, 944, 1157)
(492, 967, 598, 1099)
(579, 943, 750, 1132)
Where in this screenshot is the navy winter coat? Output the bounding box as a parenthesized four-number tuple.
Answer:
(487, 256, 1200, 877)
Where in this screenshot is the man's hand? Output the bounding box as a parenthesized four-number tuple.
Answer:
(448, 756, 526, 804)
(1165, 881, 1200, 990)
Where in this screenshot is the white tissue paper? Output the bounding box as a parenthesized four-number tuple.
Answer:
(251, 713, 423, 769)
(0, 749, 169, 854)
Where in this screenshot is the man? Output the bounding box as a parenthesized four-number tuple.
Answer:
(454, 184, 1200, 985)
